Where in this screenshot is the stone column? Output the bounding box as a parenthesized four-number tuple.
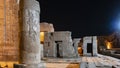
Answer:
(14, 0, 45, 68)
(92, 36, 98, 56)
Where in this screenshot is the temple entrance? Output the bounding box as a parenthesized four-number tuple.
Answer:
(56, 43, 60, 57)
(87, 43, 93, 55)
(55, 41, 62, 58)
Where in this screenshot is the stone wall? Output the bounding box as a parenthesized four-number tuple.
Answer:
(0, 0, 19, 61)
(44, 31, 76, 58)
(82, 36, 97, 56)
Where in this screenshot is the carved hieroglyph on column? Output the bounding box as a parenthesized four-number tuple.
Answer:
(19, 0, 41, 68)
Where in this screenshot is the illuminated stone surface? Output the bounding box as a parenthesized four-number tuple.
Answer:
(40, 32, 44, 43)
(0, 0, 19, 61)
(15, 0, 45, 68)
(40, 22, 54, 32)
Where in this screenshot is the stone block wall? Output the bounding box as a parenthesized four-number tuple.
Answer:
(0, 0, 19, 61)
(44, 31, 76, 58)
(82, 36, 98, 56)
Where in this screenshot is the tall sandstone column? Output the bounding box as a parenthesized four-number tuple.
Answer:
(15, 0, 43, 68)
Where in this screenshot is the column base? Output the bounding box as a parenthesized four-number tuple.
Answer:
(14, 62, 46, 68)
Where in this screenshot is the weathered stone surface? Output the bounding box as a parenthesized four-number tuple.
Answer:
(82, 36, 98, 56)
(73, 38, 81, 57)
(40, 22, 54, 32)
(92, 36, 98, 56)
(40, 44, 44, 58)
(83, 37, 92, 56)
(44, 31, 76, 58)
(19, 0, 44, 68)
(0, 0, 19, 61)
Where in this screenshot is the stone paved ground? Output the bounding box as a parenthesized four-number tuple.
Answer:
(45, 58, 80, 68)
(0, 54, 119, 68)
(45, 54, 120, 68)
(80, 54, 120, 68)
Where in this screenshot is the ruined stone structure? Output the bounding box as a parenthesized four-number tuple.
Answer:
(0, 0, 19, 61)
(40, 22, 54, 43)
(40, 22, 55, 58)
(82, 36, 98, 56)
(44, 31, 76, 58)
(73, 38, 81, 57)
(40, 22, 54, 32)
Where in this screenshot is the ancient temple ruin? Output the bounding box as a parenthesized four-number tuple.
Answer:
(0, 0, 120, 68)
(82, 36, 98, 56)
(44, 31, 76, 58)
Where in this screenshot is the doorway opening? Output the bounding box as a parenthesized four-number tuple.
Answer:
(56, 43, 60, 57)
(55, 41, 62, 58)
(87, 43, 93, 55)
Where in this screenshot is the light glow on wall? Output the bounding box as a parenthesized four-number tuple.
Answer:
(78, 47, 82, 55)
(106, 42, 112, 49)
(40, 32, 44, 43)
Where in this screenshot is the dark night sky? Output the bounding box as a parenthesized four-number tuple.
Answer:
(38, 0, 120, 38)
